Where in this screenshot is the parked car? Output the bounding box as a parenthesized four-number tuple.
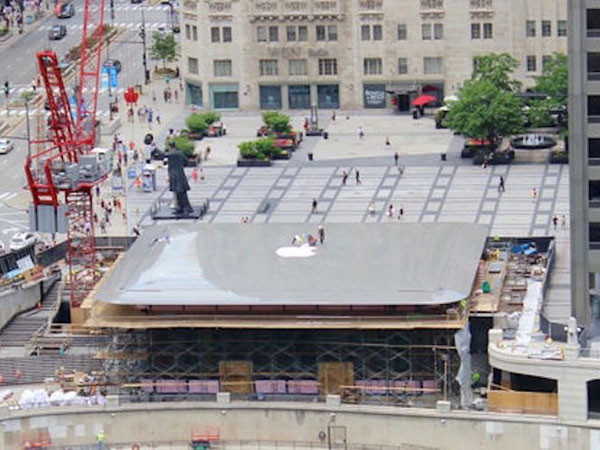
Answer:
(103, 59, 122, 74)
(131, 0, 143, 3)
(48, 24, 67, 40)
(0, 139, 14, 154)
(55, 1, 75, 18)
(9, 232, 39, 252)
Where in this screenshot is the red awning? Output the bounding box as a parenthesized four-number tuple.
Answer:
(412, 94, 437, 106)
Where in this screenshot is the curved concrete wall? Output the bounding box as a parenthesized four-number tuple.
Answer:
(0, 401, 597, 449)
(0, 274, 58, 331)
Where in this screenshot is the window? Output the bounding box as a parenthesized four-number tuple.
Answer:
(589, 95, 600, 117)
(211, 27, 220, 43)
(373, 24, 383, 40)
(316, 25, 326, 41)
(363, 58, 382, 75)
(557, 20, 567, 37)
(287, 26, 296, 41)
(328, 25, 338, 41)
(422, 23, 432, 40)
(361, 24, 370, 40)
(424, 57, 443, 74)
(269, 26, 279, 42)
(483, 23, 493, 39)
(257, 26, 267, 42)
(289, 59, 308, 76)
(589, 138, 600, 159)
(398, 57, 408, 74)
(471, 23, 481, 39)
(588, 53, 600, 80)
(422, 23, 442, 40)
(259, 86, 282, 110)
(318, 58, 338, 76)
(542, 55, 552, 71)
(185, 24, 191, 40)
(192, 26, 197, 41)
(526, 20, 536, 37)
(526, 55, 537, 72)
(317, 85, 339, 109)
(222, 27, 232, 42)
(188, 57, 198, 75)
(213, 60, 232, 77)
(260, 59, 278, 76)
(288, 85, 310, 109)
(298, 25, 308, 41)
(542, 20, 551, 37)
(397, 24, 407, 40)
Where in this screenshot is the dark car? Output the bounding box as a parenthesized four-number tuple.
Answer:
(103, 59, 122, 74)
(56, 1, 75, 18)
(48, 24, 67, 40)
(131, 0, 143, 3)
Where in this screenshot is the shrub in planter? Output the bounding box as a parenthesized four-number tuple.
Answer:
(202, 111, 221, 125)
(550, 150, 568, 164)
(185, 113, 208, 135)
(262, 111, 291, 133)
(166, 136, 195, 158)
(255, 138, 280, 158)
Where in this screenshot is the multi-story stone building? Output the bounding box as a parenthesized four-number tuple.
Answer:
(181, 0, 567, 111)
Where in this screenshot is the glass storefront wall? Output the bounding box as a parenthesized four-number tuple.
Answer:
(317, 85, 339, 109)
(363, 84, 386, 108)
(288, 85, 311, 109)
(259, 85, 282, 110)
(186, 81, 202, 107)
(210, 84, 239, 110)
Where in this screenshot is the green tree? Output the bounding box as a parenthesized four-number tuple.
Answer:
(150, 32, 176, 68)
(201, 111, 221, 125)
(472, 53, 522, 92)
(261, 111, 291, 132)
(528, 53, 568, 131)
(444, 79, 523, 144)
(19, 90, 36, 103)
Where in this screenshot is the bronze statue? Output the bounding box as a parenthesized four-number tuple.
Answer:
(166, 146, 193, 216)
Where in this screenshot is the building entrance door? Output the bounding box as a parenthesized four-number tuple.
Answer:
(396, 94, 410, 112)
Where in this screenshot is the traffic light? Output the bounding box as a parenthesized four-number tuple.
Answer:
(139, 25, 145, 40)
(3, 81, 8, 97)
(142, 54, 146, 66)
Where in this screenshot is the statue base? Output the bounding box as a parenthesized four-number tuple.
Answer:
(151, 204, 205, 220)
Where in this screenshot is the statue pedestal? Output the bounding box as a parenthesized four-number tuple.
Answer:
(151, 204, 205, 220)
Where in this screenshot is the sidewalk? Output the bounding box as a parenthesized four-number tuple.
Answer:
(95, 73, 188, 237)
(0, 7, 51, 49)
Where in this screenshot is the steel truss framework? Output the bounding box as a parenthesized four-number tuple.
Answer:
(104, 329, 461, 402)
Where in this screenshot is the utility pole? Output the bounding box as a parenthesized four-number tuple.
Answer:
(107, 34, 112, 98)
(110, 0, 115, 23)
(140, 7, 150, 85)
(4, 80, 9, 117)
(24, 98, 31, 158)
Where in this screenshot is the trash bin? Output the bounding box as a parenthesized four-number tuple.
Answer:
(482, 281, 491, 293)
(142, 165, 156, 192)
(412, 109, 419, 119)
(441, 153, 447, 161)
(308, 152, 314, 161)
(323, 131, 329, 140)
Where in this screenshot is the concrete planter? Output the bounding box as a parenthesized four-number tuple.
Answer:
(237, 158, 271, 167)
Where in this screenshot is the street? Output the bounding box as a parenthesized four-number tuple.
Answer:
(0, 0, 171, 247)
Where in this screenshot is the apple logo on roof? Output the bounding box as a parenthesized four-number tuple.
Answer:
(276, 245, 317, 258)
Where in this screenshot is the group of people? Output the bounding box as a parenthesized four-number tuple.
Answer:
(292, 225, 326, 246)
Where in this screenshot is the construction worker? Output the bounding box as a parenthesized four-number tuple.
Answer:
(96, 429, 105, 449)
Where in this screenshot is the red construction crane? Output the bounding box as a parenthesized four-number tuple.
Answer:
(25, 0, 107, 310)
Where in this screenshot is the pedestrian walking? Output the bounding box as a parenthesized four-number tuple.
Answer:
(174, 89, 179, 102)
(355, 169, 362, 185)
(385, 136, 391, 150)
(368, 201, 376, 216)
(394, 152, 399, 166)
(152, 92, 157, 104)
(311, 198, 318, 214)
(398, 205, 404, 220)
(204, 146, 211, 161)
(531, 187, 538, 202)
(331, 110, 336, 122)
(552, 215, 558, 230)
(99, 219, 106, 234)
(318, 225, 325, 244)
(387, 204, 394, 220)
(95, 185, 100, 197)
(498, 176, 505, 192)
(358, 126, 364, 139)
(341, 170, 348, 185)
(156, 109, 161, 125)
(192, 167, 199, 183)
(561, 214, 566, 229)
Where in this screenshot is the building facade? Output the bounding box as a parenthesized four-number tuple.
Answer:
(570, 1, 600, 330)
(180, 0, 567, 111)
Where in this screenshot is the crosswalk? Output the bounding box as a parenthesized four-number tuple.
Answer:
(0, 192, 17, 202)
(6, 86, 128, 96)
(39, 22, 169, 31)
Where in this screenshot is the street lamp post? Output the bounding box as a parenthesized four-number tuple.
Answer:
(24, 98, 31, 158)
(141, 8, 150, 85)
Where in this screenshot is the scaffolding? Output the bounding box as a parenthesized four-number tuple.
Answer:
(102, 328, 461, 405)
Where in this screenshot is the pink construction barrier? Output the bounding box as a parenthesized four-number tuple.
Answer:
(140, 378, 154, 393)
(254, 380, 287, 394)
(188, 380, 220, 394)
(422, 380, 438, 391)
(286, 380, 319, 394)
(155, 379, 187, 394)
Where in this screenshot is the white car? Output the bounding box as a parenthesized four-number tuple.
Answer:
(9, 232, 39, 252)
(0, 139, 14, 154)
